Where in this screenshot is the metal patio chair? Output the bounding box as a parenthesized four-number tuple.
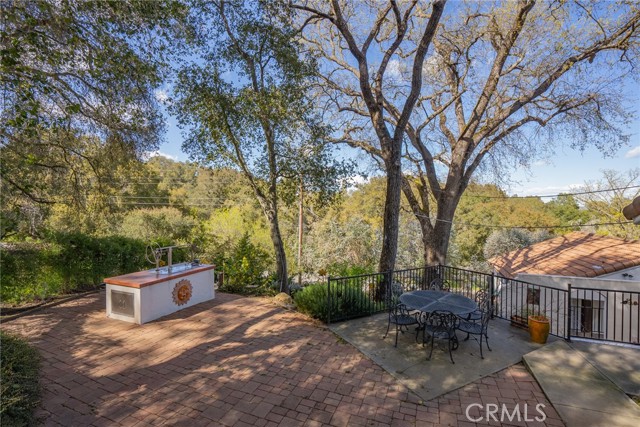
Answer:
(466, 289, 489, 322)
(383, 303, 419, 347)
(390, 281, 404, 301)
(429, 277, 450, 292)
(423, 310, 459, 364)
(457, 299, 492, 359)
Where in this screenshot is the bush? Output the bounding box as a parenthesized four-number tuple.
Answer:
(0, 332, 41, 426)
(52, 233, 148, 288)
(326, 263, 375, 278)
(219, 233, 272, 294)
(294, 281, 381, 322)
(0, 243, 64, 304)
(1, 233, 150, 304)
(293, 283, 328, 320)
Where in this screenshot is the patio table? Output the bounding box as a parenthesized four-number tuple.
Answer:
(399, 290, 477, 317)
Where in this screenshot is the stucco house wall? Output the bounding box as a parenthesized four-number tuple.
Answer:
(510, 274, 639, 344)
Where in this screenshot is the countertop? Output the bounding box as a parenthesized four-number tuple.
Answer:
(104, 264, 215, 288)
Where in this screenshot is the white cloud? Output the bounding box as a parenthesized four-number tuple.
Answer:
(624, 146, 640, 159)
(343, 174, 370, 192)
(154, 89, 170, 105)
(387, 59, 403, 80)
(511, 184, 582, 198)
(143, 150, 179, 161)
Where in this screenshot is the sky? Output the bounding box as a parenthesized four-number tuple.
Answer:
(502, 80, 640, 198)
(153, 107, 640, 199)
(507, 140, 640, 198)
(148, 2, 640, 201)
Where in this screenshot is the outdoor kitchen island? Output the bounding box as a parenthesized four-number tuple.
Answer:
(104, 263, 215, 324)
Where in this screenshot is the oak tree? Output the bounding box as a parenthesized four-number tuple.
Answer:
(291, 0, 447, 273)
(294, 0, 639, 267)
(1, 0, 186, 235)
(172, 1, 349, 293)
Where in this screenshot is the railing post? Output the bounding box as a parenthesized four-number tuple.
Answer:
(566, 283, 572, 342)
(385, 270, 393, 308)
(327, 276, 332, 325)
(424, 264, 429, 289)
(490, 272, 495, 319)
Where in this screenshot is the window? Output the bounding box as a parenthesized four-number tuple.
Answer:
(527, 288, 540, 305)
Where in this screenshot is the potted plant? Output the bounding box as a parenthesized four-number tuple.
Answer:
(528, 313, 550, 344)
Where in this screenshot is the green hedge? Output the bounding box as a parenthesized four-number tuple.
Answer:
(51, 233, 148, 288)
(0, 332, 41, 426)
(0, 234, 149, 304)
(0, 242, 64, 304)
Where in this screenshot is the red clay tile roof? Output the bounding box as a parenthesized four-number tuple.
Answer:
(489, 231, 640, 279)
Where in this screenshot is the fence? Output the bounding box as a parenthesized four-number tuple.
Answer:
(326, 265, 640, 346)
(568, 287, 640, 344)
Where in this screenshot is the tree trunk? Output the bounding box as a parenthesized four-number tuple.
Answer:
(264, 206, 288, 294)
(378, 149, 403, 273)
(423, 221, 452, 266)
(421, 190, 461, 267)
(374, 150, 402, 301)
(378, 170, 402, 273)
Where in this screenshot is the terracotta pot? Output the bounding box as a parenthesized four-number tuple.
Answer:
(528, 315, 550, 344)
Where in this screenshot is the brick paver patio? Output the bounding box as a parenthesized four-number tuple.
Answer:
(1, 292, 564, 426)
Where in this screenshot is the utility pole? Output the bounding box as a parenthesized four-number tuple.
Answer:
(298, 175, 303, 287)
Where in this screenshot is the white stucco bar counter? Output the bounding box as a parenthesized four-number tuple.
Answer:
(104, 264, 215, 324)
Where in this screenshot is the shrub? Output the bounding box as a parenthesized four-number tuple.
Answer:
(331, 280, 383, 319)
(294, 282, 381, 322)
(1, 234, 150, 304)
(0, 332, 41, 426)
(219, 233, 272, 294)
(52, 232, 148, 288)
(293, 283, 328, 321)
(327, 263, 375, 278)
(0, 243, 64, 304)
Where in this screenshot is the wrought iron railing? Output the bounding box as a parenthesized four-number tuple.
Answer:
(326, 267, 439, 323)
(569, 287, 640, 344)
(326, 265, 640, 346)
(492, 276, 569, 339)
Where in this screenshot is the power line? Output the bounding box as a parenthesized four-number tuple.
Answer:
(108, 196, 227, 201)
(407, 208, 633, 230)
(449, 219, 632, 230)
(465, 185, 640, 200)
(421, 215, 633, 230)
(112, 202, 223, 207)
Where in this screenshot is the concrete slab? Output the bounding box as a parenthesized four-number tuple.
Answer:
(523, 340, 640, 427)
(552, 405, 640, 427)
(570, 340, 640, 396)
(330, 313, 556, 402)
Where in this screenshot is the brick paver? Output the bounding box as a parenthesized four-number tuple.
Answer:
(1, 292, 564, 426)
